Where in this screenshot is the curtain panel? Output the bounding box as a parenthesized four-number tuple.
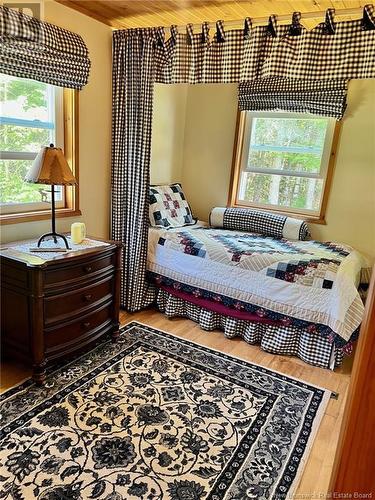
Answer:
(0, 6, 90, 89)
(111, 29, 157, 311)
(155, 5, 375, 84)
(238, 78, 348, 119)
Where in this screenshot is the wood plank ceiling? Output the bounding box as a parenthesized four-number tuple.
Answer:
(56, 1, 367, 30)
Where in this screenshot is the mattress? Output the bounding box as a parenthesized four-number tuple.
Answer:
(147, 222, 368, 347)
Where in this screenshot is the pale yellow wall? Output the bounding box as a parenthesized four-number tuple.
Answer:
(150, 84, 188, 185)
(181, 84, 238, 221)
(1, 0, 112, 243)
(179, 80, 375, 261)
(310, 79, 375, 261)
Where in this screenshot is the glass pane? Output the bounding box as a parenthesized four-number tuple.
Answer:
(0, 160, 62, 205)
(247, 117, 328, 174)
(0, 74, 51, 121)
(248, 150, 323, 174)
(1, 74, 56, 154)
(239, 172, 323, 212)
(0, 125, 52, 152)
(251, 117, 328, 149)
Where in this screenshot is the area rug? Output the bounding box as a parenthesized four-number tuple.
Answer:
(0, 322, 330, 500)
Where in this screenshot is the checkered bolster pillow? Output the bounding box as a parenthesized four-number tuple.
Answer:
(209, 207, 310, 241)
(149, 183, 196, 228)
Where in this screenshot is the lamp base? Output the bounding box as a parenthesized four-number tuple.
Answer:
(37, 232, 71, 250)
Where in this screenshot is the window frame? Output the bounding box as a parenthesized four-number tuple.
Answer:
(228, 110, 341, 224)
(0, 87, 80, 225)
(1, 84, 65, 215)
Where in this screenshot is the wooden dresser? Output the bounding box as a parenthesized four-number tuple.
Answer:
(1, 238, 122, 384)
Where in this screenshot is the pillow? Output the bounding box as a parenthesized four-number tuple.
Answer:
(149, 183, 196, 228)
(209, 207, 310, 241)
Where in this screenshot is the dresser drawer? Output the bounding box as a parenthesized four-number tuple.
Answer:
(44, 303, 112, 350)
(44, 277, 113, 325)
(44, 253, 114, 287)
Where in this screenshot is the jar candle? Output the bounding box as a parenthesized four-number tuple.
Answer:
(71, 222, 86, 244)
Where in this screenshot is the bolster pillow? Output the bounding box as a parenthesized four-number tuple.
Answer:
(209, 207, 310, 241)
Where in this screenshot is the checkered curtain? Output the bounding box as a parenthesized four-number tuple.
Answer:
(238, 78, 348, 119)
(155, 6, 375, 84)
(112, 29, 158, 311)
(0, 6, 90, 89)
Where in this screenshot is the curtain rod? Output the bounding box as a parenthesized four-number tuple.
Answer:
(170, 7, 365, 31)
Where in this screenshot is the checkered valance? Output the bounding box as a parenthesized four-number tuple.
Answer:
(238, 78, 348, 119)
(154, 5, 375, 84)
(0, 6, 90, 89)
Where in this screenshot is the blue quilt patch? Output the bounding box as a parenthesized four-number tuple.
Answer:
(211, 233, 304, 262)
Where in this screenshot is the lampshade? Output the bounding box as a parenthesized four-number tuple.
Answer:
(25, 144, 77, 185)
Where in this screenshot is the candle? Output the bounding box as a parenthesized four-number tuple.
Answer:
(71, 222, 86, 244)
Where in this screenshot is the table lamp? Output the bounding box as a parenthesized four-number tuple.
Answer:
(25, 144, 77, 249)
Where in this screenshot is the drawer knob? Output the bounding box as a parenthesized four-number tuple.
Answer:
(83, 265, 92, 273)
(82, 321, 91, 329)
(83, 294, 92, 302)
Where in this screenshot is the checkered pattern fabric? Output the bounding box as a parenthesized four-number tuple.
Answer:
(111, 29, 158, 311)
(260, 6, 375, 81)
(222, 208, 285, 238)
(154, 7, 375, 84)
(238, 77, 348, 119)
(156, 288, 344, 369)
(210, 207, 310, 240)
(149, 183, 196, 228)
(0, 6, 90, 89)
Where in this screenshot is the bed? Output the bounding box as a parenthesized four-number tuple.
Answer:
(147, 221, 367, 369)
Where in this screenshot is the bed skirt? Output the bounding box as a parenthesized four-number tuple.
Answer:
(155, 288, 344, 370)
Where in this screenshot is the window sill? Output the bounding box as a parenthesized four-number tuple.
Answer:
(0, 208, 82, 225)
(230, 203, 327, 225)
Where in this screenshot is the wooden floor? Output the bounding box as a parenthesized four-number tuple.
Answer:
(0, 308, 354, 497)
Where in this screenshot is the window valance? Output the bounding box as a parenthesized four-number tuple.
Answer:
(0, 6, 90, 89)
(238, 78, 348, 120)
(154, 5, 375, 84)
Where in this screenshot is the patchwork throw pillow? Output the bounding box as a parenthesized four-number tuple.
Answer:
(149, 183, 196, 228)
(209, 206, 310, 241)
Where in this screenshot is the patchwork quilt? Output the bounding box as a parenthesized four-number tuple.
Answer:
(147, 223, 368, 346)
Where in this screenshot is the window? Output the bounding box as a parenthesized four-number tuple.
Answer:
(0, 74, 79, 224)
(229, 111, 339, 221)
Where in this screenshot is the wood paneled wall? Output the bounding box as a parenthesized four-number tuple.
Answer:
(56, 1, 367, 30)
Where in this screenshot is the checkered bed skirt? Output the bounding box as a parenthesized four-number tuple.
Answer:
(156, 288, 345, 370)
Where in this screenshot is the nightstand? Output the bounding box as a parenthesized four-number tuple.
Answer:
(0, 237, 122, 384)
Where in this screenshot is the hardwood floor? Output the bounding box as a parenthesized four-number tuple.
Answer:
(0, 307, 354, 496)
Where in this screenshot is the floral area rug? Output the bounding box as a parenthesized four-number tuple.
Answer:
(0, 322, 330, 500)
